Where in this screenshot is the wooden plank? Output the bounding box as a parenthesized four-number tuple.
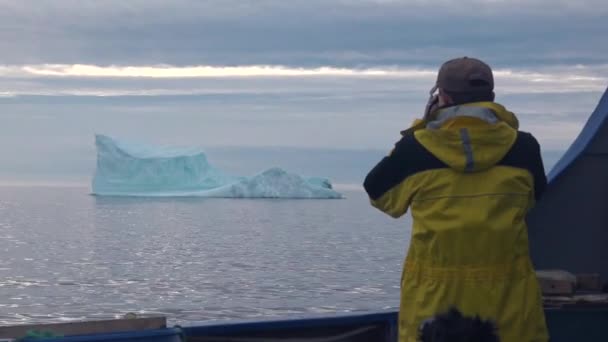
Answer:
(0, 316, 166, 339)
(537, 270, 576, 296)
(543, 292, 608, 311)
(576, 273, 602, 291)
(539, 278, 575, 296)
(573, 294, 608, 303)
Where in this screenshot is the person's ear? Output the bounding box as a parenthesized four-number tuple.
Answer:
(438, 89, 453, 106)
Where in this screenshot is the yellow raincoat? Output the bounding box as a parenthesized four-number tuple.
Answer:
(364, 102, 549, 342)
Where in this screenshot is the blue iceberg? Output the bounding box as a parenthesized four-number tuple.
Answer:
(92, 135, 342, 199)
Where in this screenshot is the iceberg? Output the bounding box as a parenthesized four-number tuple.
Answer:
(92, 135, 342, 199)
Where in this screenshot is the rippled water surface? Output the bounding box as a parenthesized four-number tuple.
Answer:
(0, 186, 410, 325)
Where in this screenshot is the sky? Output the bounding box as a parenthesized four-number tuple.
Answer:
(0, 0, 607, 183)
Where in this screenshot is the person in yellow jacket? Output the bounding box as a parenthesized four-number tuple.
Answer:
(363, 57, 549, 342)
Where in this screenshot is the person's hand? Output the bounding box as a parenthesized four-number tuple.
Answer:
(425, 95, 439, 119)
(401, 85, 439, 136)
(423, 92, 440, 121)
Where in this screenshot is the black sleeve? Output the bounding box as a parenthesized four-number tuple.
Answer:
(363, 133, 446, 201)
(529, 134, 547, 201)
(498, 131, 547, 201)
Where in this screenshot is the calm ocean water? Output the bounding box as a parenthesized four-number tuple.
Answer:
(0, 186, 409, 326)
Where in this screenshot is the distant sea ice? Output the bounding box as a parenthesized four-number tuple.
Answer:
(92, 135, 343, 199)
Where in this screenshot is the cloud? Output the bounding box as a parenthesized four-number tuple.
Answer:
(1, 1, 606, 181)
(0, 0, 606, 67)
(0, 63, 605, 97)
(18, 64, 434, 78)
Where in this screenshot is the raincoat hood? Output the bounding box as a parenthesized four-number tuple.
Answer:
(413, 102, 519, 173)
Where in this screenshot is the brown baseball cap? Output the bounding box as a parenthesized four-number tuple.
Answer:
(436, 57, 494, 93)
